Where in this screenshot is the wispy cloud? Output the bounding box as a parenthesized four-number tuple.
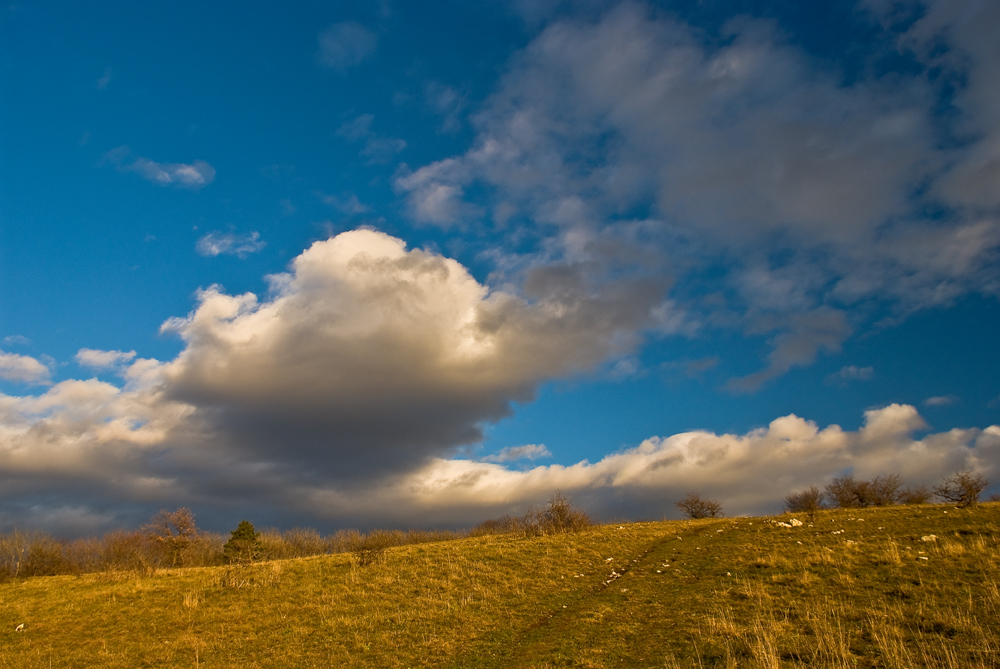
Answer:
(3, 335, 31, 347)
(318, 22, 377, 70)
(0, 350, 51, 384)
(826, 365, 874, 386)
(925, 395, 959, 407)
(96, 67, 112, 90)
(195, 231, 265, 258)
(425, 82, 467, 133)
(482, 444, 551, 463)
(319, 192, 370, 215)
(336, 114, 406, 163)
(103, 146, 216, 189)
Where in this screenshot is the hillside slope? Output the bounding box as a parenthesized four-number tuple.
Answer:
(3, 504, 999, 668)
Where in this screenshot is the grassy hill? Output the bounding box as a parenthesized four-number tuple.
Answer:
(2, 503, 999, 668)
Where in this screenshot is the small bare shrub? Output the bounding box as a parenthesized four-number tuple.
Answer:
(283, 527, 326, 557)
(539, 491, 592, 533)
(676, 492, 723, 519)
(933, 470, 988, 508)
(898, 484, 932, 505)
(784, 486, 825, 519)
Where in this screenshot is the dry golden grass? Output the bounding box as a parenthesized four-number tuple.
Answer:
(2, 503, 999, 667)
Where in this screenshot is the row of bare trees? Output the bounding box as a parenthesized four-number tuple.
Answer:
(785, 469, 990, 518)
(0, 509, 469, 582)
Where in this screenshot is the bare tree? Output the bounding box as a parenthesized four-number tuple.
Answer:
(784, 486, 825, 520)
(145, 508, 198, 567)
(676, 492, 723, 519)
(933, 470, 988, 508)
(867, 474, 903, 506)
(826, 474, 901, 508)
(826, 475, 864, 508)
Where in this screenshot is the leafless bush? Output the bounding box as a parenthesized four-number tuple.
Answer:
(0, 530, 71, 580)
(825, 474, 902, 508)
(539, 491, 593, 533)
(96, 530, 157, 574)
(676, 492, 723, 519)
(283, 527, 327, 557)
(327, 529, 362, 554)
(868, 474, 903, 506)
(898, 484, 932, 505)
(933, 470, 989, 508)
(784, 486, 825, 519)
(351, 531, 395, 566)
(471, 492, 592, 537)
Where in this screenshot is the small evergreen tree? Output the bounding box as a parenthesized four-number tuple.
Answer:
(223, 520, 262, 563)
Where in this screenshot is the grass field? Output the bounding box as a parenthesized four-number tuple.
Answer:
(2, 503, 999, 668)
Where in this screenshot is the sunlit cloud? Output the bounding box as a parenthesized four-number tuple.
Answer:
(103, 146, 216, 189)
(75, 349, 137, 371)
(0, 350, 50, 385)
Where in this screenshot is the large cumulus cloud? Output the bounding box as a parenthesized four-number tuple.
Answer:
(160, 229, 660, 478)
(0, 229, 666, 533)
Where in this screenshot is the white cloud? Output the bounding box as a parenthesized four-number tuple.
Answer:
(925, 395, 959, 407)
(196, 231, 265, 258)
(3, 335, 31, 346)
(0, 350, 50, 385)
(482, 444, 551, 463)
(75, 348, 137, 370)
(318, 22, 377, 70)
(104, 146, 216, 189)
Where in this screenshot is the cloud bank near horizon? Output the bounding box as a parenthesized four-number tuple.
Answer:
(0, 230, 996, 536)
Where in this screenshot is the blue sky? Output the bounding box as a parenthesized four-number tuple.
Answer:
(2, 0, 999, 535)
